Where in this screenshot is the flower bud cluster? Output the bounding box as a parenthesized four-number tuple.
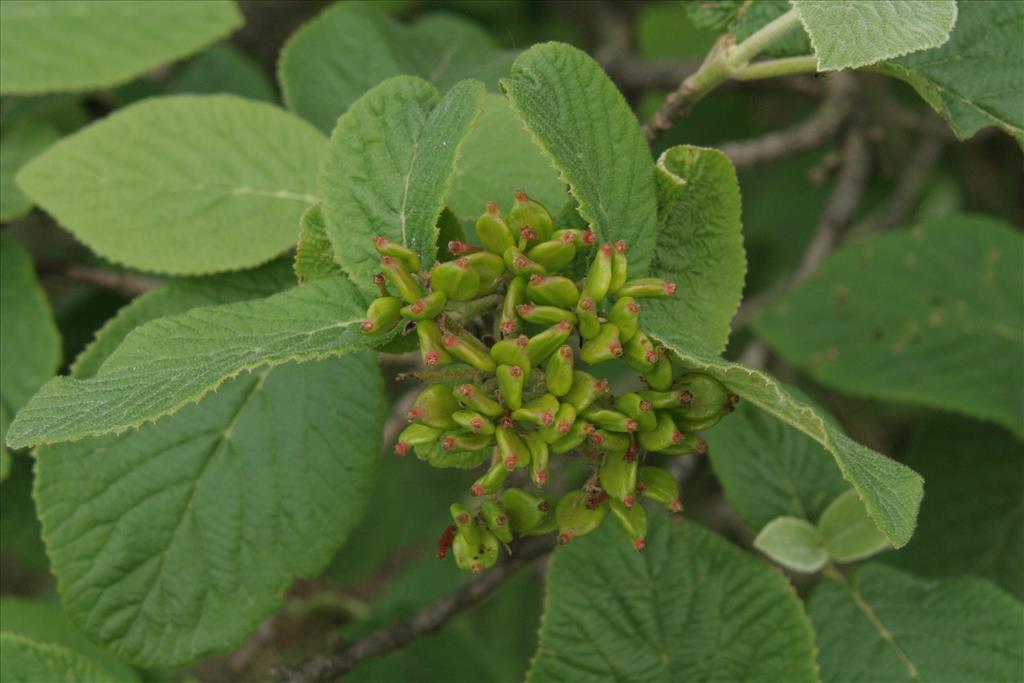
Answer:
(361, 190, 736, 572)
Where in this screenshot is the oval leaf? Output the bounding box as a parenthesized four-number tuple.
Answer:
(0, 120, 58, 221)
(754, 516, 827, 573)
(16, 95, 325, 275)
(818, 489, 892, 563)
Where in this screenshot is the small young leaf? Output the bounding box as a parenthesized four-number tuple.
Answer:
(689, 1, 811, 58)
(809, 564, 1024, 683)
(501, 43, 658, 274)
(754, 215, 1024, 438)
(319, 77, 485, 287)
(0, 120, 58, 221)
(818, 490, 892, 564)
(279, 3, 514, 133)
(16, 95, 325, 275)
(0, 633, 114, 683)
(754, 517, 827, 573)
(792, 1, 957, 71)
(528, 516, 818, 682)
(294, 204, 341, 284)
(0, 0, 242, 95)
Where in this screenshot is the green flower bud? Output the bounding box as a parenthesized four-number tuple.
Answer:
(579, 323, 623, 365)
(394, 423, 443, 456)
(499, 488, 551, 533)
(607, 296, 639, 343)
(442, 329, 496, 373)
(490, 334, 530, 368)
(575, 295, 602, 340)
(454, 383, 504, 417)
(639, 388, 692, 410)
(380, 255, 424, 303)
(609, 498, 647, 551)
(475, 202, 516, 254)
(562, 371, 610, 413)
(637, 411, 686, 453)
(471, 454, 512, 496)
(496, 425, 531, 470)
(526, 275, 580, 309)
(637, 466, 682, 513)
(615, 277, 677, 299)
(408, 385, 460, 430)
(450, 502, 482, 544)
(540, 402, 577, 444)
(623, 330, 658, 372)
(614, 392, 657, 432)
(496, 364, 526, 410)
(416, 319, 453, 367)
(499, 276, 527, 336)
(508, 189, 554, 243)
(527, 234, 577, 271)
(589, 428, 631, 453)
(583, 243, 614, 302)
(644, 352, 673, 391)
(503, 246, 546, 277)
(512, 393, 559, 429)
(550, 419, 594, 454)
(431, 257, 480, 302)
(580, 407, 638, 433)
(657, 432, 708, 456)
(553, 229, 597, 248)
(361, 296, 403, 336)
(600, 450, 639, 507)
(452, 410, 496, 435)
(524, 432, 551, 487)
(400, 291, 447, 320)
(373, 235, 421, 273)
(556, 491, 607, 545)
(673, 372, 735, 421)
(545, 345, 575, 397)
(526, 320, 574, 365)
(441, 432, 493, 452)
(609, 240, 629, 294)
(481, 499, 513, 544)
(516, 303, 577, 326)
(452, 526, 500, 573)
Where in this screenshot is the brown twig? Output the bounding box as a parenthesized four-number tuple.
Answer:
(44, 265, 161, 297)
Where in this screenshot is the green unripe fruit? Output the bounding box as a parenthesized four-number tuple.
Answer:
(442, 330, 496, 373)
(581, 407, 638, 433)
(673, 372, 735, 421)
(551, 419, 594, 454)
(524, 432, 551, 486)
(441, 432, 493, 452)
(623, 330, 658, 372)
(672, 412, 725, 432)
(522, 495, 559, 535)
(615, 277, 677, 299)
(416, 319, 453, 367)
(644, 352, 673, 391)
(580, 323, 623, 365)
(361, 296, 403, 336)
(431, 257, 480, 302)
(373, 235, 421, 273)
(500, 488, 551, 533)
(476, 202, 516, 254)
(527, 234, 577, 271)
(516, 303, 577, 326)
(615, 392, 657, 432)
(600, 450, 639, 507)
(450, 503, 482, 544)
(496, 425, 531, 470)
(562, 371, 609, 413)
(508, 189, 554, 242)
(526, 275, 580, 309)
(607, 296, 640, 343)
(583, 243, 614, 302)
(503, 246, 546, 277)
(452, 527, 500, 573)
(553, 229, 597, 248)
(639, 388, 692, 410)
(575, 295, 601, 340)
(657, 432, 708, 456)
(638, 466, 683, 513)
(481, 499, 513, 544)
(400, 291, 447, 320)
(453, 410, 495, 435)
(637, 411, 686, 453)
(394, 423, 443, 456)
(609, 240, 629, 294)
(590, 429, 631, 453)
(545, 345, 575, 397)
(496, 364, 526, 410)
(463, 250, 505, 283)
(556, 491, 607, 545)
(540, 402, 577, 444)
(609, 498, 647, 551)
(454, 384, 504, 417)
(408, 385, 460, 430)
(499, 276, 527, 336)
(380, 255, 424, 303)
(512, 393, 559, 429)
(526, 320, 574, 365)
(471, 455, 512, 496)
(491, 334, 531, 368)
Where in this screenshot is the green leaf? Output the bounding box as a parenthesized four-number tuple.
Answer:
(0, 633, 113, 683)
(0, 120, 58, 221)
(16, 95, 325, 275)
(447, 94, 566, 223)
(278, 3, 514, 133)
(319, 77, 485, 288)
(0, 234, 60, 468)
(0, 0, 242, 95)
(818, 490, 892, 563)
(0, 598, 138, 682)
(886, 417, 1023, 599)
(754, 215, 1024, 437)
(6, 275, 383, 448)
(792, 1, 957, 71)
(643, 145, 746, 357)
(294, 204, 341, 284)
(754, 517, 827, 573)
(707, 400, 849, 530)
(528, 516, 818, 682)
(170, 43, 275, 102)
(501, 43, 658, 275)
(0, 456, 47, 570)
(809, 563, 1024, 683)
(875, 0, 1024, 143)
(687, 1, 812, 58)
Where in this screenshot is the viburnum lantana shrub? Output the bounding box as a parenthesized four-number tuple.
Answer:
(1, 1, 1022, 681)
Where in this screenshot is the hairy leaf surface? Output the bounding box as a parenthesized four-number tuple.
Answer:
(753, 517, 827, 574)
(0, 633, 113, 683)
(294, 204, 341, 284)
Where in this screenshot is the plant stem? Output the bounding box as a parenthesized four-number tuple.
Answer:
(733, 55, 818, 81)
